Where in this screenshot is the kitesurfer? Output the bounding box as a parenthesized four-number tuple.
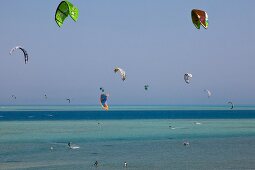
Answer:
(183, 141, 189, 146)
(94, 160, 98, 167)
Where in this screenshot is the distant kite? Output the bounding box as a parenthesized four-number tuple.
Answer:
(66, 98, 71, 103)
(114, 67, 126, 81)
(11, 95, 16, 100)
(144, 85, 149, 91)
(228, 101, 234, 109)
(55, 1, 79, 27)
(191, 9, 208, 29)
(184, 73, 192, 84)
(100, 87, 105, 92)
(10, 46, 28, 64)
(204, 89, 211, 98)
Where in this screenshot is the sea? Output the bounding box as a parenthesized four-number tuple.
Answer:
(0, 106, 255, 170)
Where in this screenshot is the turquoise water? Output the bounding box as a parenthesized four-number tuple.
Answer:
(1, 106, 255, 169)
(0, 106, 255, 170)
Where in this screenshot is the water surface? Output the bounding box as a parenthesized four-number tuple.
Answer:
(0, 106, 255, 169)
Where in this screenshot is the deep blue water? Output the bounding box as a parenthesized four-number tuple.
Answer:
(1, 110, 255, 121)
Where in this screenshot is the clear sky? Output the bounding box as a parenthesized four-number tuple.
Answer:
(0, 0, 255, 105)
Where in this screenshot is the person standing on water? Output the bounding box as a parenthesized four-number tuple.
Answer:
(68, 142, 71, 148)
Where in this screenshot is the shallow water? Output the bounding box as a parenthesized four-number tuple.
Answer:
(1, 118, 255, 169)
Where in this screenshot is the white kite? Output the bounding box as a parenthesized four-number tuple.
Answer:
(184, 73, 192, 84)
(204, 89, 211, 98)
(114, 67, 126, 81)
(10, 46, 28, 64)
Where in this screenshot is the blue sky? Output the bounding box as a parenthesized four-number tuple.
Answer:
(0, 0, 255, 105)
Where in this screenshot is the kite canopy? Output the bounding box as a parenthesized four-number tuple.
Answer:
(184, 73, 192, 84)
(11, 95, 16, 100)
(204, 89, 212, 98)
(144, 85, 149, 90)
(100, 87, 105, 92)
(66, 98, 71, 103)
(191, 9, 208, 29)
(100, 93, 109, 110)
(55, 1, 79, 27)
(10, 46, 28, 64)
(228, 101, 234, 109)
(114, 67, 126, 81)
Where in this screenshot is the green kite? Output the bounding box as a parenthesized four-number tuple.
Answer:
(55, 1, 79, 27)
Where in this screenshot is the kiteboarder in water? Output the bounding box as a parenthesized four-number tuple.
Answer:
(94, 160, 98, 167)
(68, 142, 71, 147)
